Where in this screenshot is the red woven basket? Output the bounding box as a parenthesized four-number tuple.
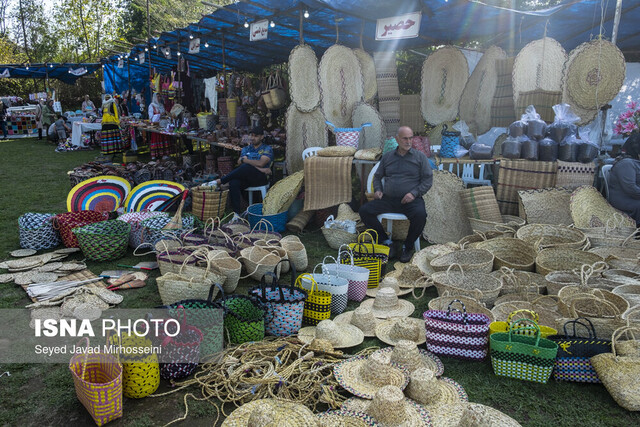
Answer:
(55, 211, 108, 248)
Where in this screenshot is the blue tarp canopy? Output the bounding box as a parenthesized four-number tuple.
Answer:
(103, 0, 639, 92)
(0, 63, 101, 84)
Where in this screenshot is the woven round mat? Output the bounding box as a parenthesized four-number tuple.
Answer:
(352, 102, 385, 150)
(288, 44, 321, 113)
(36, 262, 64, 273)
(354, 48, 377, 103)
(459, 46, 506, 135)
(10, 249, 37, 257)
(0, 273, 14, 283)
(319, 44, 364, 128)
(423, 171, 472, 244)
(421, 46, 468, 125)
(566, 39, 626, 111)
(285, 105, 328, 174)
(513, 37, 567, 108)
(562, 46, 598, 126)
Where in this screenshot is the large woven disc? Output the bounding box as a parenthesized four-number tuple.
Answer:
(123, 180, 185, 212)
(352, 102, 385, 150)
(459, 46, 507, 135)
(566, 39, 626, 110)
(288, 44, 321, 113)
(421, 46, 468, 125)
(67, 175, 131, 212)
(513, 37, 567, 108)
(319, 45, 364, 128)
(562, 44, 598, 126)
(354, 48, 377, 103)
(285, 105, 328, 174)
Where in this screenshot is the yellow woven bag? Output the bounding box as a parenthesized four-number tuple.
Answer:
(296, 273, 331, 326)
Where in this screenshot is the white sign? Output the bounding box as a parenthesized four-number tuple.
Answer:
(250, 20, 269, 41)
(375, 12, 422, 40)
(138, 52, 145, 64)
(161, 47, 171, 59)
(0, 69, 10, 78)
(117, 59, 124, 69)
(69, 67, 87, 76)
(189, 38, 200, 54)
(53, 101, 62, 113)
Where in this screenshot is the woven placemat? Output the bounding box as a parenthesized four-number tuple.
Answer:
(354, 48, 377, 103)
(288, 44, 321, 113)
(518, 187, 573, 225)
(421, 46, 468, 125)
(491, 57, 517, 127)
(399, 95, 425, 134)
(562, 44, 598, 126)
(423, 171, 472, 244)
(460, 186, 503, 222)
(21, 269, 107, 302)
(555, 160, 596, 189)
(496, 159, 558, 215)
(285, 105, 328, 174)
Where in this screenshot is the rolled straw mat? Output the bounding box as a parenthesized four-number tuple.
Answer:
(460, 186, 503, 223)
(566, 39, 626, 111)
(319, 44, 364, 129)
(496, 159, 558, 215)
(421, 46, 469, 125)
(286, 210, 313, 233)
(459, 45, 507, 135)
(512, 37, 567, 109)
(352, 102, 385, 150)
(285, 105, 328, 174)
(374, 50, 401, 136)
(517, 187, 573, 225)
(555, 160, 596, 190)
(400, 95, 425, 134)
(562, 44, 598, 126)
(570, 185, 636, 229)
(354, 48, 377, 103)
(491, 57, 517, 128)
(423, 171, 472, 244)
(262, 171, 304, 215)
(288, 44, 321, 113)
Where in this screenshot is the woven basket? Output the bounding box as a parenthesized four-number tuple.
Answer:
(518, 187, 574, 226)
(55, 211, 109, 248)
(191, 186, 228, 221)
(458, 230, 513, 249)
(570, 185, 636, 229)
(321, 226, 358, 250)
(490, 304, 560, 331)
(246, 204, 288, 233)
(156, 272, 214, 306)
(73, 220, 130, 262)
(613, 284, 640, 308)
(535, 248, 604, 276)
(494, 293, 566, 313)
(139, 214, 198, 247)
(476, 238, 536, 271)
(546, 269, 619, 295)
(18, 213, 61, 250)
(559, 289, 630, 320)
(117, 211, 167, 248)
(207, 251, 242, 294)
(490, 268, 548, 295)
(468, 215, 526, 234)
(280, 235, 309, 271)
(581, 224, 640, 249)
(516, 224, 588, 250)
(240, 246, 282, 282)
(589, 246, 640, 261)
(428, 295, 495, 322)
(431, 264, 503, 307)
(430, 248, 494, 273)
(460, 186, 503, 223)
(286, 210, 314, 234)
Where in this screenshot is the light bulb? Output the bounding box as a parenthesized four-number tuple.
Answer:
(26, 65, 29, 70)
(304, 10, 309, 18)
(49, 64, 53, 68)
(144, 47, 148, 51)
(204, 42, 209, 48)
(189, 34, 194, 39)
(152, 45, 157, 49)
(244, 20, 249, 28)
(270, 20, 275, 28)
(134, 57, 138, 61)
(177, 51, 181, 56)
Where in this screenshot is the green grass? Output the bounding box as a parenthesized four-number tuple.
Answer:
(1, 137, 640, 426)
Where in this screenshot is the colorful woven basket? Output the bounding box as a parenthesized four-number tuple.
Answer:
(221, 295, 266, 345)
(55, 210, 109, 248)
(246, 203, 288, 233)
(107, 333, 159, 399)
(296, 273, 332, 326)
(73, 220, 130, 261)
(18, 212, 61, 250)
(191, 186, 229, 221)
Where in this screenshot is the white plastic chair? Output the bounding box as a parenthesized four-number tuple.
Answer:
(438, 163, 454, 172)
(302, 146, 322, 160)
(366, 162, 420, 251)
(601, 164, 612, 200)
(461, 164, 492, 188)
(245, 183, 270, 205)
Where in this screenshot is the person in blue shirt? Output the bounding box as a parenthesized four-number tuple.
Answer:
(215, 125, 273, 214)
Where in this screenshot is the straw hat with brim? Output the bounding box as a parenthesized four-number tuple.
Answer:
(459, 46, 506, 135)
(423, 171, 472, 244)
(375, 318, 426, 346)
(333, 352, 410, 399)
(372, 340, 444, 376)
(285, 105, 328, 174)
(512, 37, 567, 108)
(334, 306, 382, 337)
(297, 319, 364, 349)
(405, 368, 469, 426)
(342, 385, 431, 427)
(566, 39, 626, 111)
(352, 102, 385, 150)
(316, 410, 378, 427)
(457, 402, 523, 427)
(319, 44, 364, 128)
(221, 398, 318, 427)
(561, 44, 598, 126)
(359, 287, 415, 319)
(385, 263, 426, 288)
(288, 44, 321, 113)
(412, 244, 459, 277)
(421, 46, 469, 125)
(366, 276, 412, 298)
(354, 48, 377, 103)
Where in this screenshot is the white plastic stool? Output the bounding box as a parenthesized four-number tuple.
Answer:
(245, 184, 269, 205)
(377, 213, 421, 251)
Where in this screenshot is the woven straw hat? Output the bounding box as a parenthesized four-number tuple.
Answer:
(457, 402, 522, 427)
(566, 39, 626, 110)
(317, 409, 377, 427)
(385, 263, 426, 288)
(297, 319, 364, 348)
(285, 105, 328, 174)
(423, 171, 472, 244)
(421, 46, 468, 125)
(366, 276, 411, 298)
(372, 341, 444, 376)
(333, 352, 410, 399)
(334, 306, 382, 337)
(359, 288, 415, 319)
(352, 102, 385, 150)
(405, 368, 469, 423)
(375, 318, 426, 346)
(319, 44, 364, 128)
(562, 44, 598, 126)
(342, 385, 431, 427)
(288, 44, 321, 113)
(459, 46, 506, 135)
(412, 244, 459, 276)
(354, 48, 377, 103)
(221, 398, 318, 427)
(10, 249, 37, 257)
(512, 37, 567, 108)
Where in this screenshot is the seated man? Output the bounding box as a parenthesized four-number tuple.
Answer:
(359, 126, 433, 263)
(215, 125, 273, 216)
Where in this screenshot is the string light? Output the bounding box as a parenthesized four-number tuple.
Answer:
(152, 45, 157, 49)
(244, 19, 249, 28)
(49, 64, 53, 68)
(304, 10, 309, 18)
(25, 64, 29, 70)
(144, 47, 148, 51)
(270, 20, 275, 28)
(189, 33, 194, 39)
(177, 51, 181, 56)
(204, 42, 209, 48)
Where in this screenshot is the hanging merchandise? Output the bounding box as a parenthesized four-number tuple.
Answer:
(319, 45, 364, 128)
(288, 44, 321, 113)
(421, 46, 468, 126)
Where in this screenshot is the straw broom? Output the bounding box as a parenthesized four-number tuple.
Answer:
(164, 190, 189, 230)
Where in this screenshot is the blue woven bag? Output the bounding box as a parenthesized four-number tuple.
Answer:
(440, 124, 461, 158)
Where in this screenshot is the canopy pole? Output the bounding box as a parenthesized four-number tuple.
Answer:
(177, 36, 182, 105)
(360, 20, 364, 50)
(127, 59, 132, 113)
(299, 8, 304, 44)
(222, 32, 227, 96)
(599, 0, 623, 152)
(612, 0, 623, 44)
(147, 0, 152, 116)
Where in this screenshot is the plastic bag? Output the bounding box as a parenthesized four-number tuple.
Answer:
(502, 136, 522, 159)
(509, 120, 527, 138)
(521, 105, 547, 140)
(559, 134, 580, 162)
(547, 103, 579, 143)
(469, 143, 492, 160)
(455, 147, 469, 158)
(383, 137, 398, 153)
(577, 132, 599, 163)
(521, 138, 539, 161)
(453, 121, 475, 149)
(539, 137, 559, 162)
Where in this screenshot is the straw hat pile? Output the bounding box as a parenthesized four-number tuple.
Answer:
(333, 352, 410, 399)
(372, 340, 444, 376)
(375, 317, 427, 346)
(342, 385, 431, 426)
(334, 306, 382, 337)
(221, 398, 318, 427)
(366, 276, 411, 298)
(297, 319, 364, 349)
(359, 287, 415, 319)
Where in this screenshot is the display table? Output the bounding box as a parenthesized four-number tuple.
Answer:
(71, 122, 102, 147)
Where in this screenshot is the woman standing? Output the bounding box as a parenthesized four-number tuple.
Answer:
(41, 100, 56, 140)
(148, 93, 171, 159)
(100, 95, 124, 155)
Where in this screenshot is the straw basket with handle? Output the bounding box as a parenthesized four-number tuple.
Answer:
(295, 273, 332, 326)
(106, 332, 159, 399)
(18, 212, 61, 250)
(240, 245, 282, 283)
(155, 306, 204, 380)
(431, 264, 503, 307)
(280, 235, 309, 271)
(325, 120, 372, 149)
(324, 245, 371, 302)
(191, 186, 228, 222)
(489, 309, 557, 338)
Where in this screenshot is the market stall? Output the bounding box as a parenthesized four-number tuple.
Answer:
(6, 105, 38, 136)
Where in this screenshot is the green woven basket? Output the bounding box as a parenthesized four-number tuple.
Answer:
(73, 220, 131, 261)
(221, 295, 265, 345)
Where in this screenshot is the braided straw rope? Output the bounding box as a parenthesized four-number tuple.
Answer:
(421, 46, 468, 125)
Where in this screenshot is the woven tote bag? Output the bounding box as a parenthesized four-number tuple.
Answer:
(490, 318, 559, 383)
(324, 245, 370, 302)
(295, 273, 332, 326)
(221, 294, 266, 345)
(69, 337, 123, 426)
(155, 307, 204, 380)
(424, 300, 492, 361)
(489, 309, 557, 338)
(191, 186, 228, 221)
(300, 260, 350, 315)
(547, 318, 611, 383)
(107, 333, 159, 399)
(18, 213, 61, 250)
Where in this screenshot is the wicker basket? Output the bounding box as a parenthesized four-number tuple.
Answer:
(469, 215, 526, 234)
(457, 230, 511, 249)
(321, 226, 358, 250)
(191, 186, 228, 222)
(280, 235, 309, 271)
(476, 238, 536, 271)
(494, 293, 566, 314)
(18, 213, 61, 250)
(240, 246, 282, 282)
(430, 248, 494, 273)
(73, 220, 130, 262)
(490, 268, 548, 295)
(545, 269, 619, 295)
(579, 222, 640, 249)
(55, 210, 109, 248)
(535, 248, 604, 276)
(246, 203, 288, 233)
(156, 273, 214, 306)
(612, 284, 640, 307)
(589, 246, 640, 261)
(427, 295, 495, 322)
(431, 264, 503, 307)
(491, 303, 561, 330)
(558, 287, 630, 319)
(207, 251, 242, 294)
(516, 224, 588, 250)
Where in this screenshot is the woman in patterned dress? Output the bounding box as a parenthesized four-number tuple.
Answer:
(148, 93, 171, 159)
(100, 95, 124, 155)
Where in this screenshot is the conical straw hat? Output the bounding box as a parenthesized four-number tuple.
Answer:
(405, 368, 469, 426)
(375, 318, 427, 345)
(285, 105, 328, 174)
(333, 352, 410, 399)
(372, 340, 444, 376)
(421, 46, 468, 125)
(334, 306, 382, 337)
(359, 287, 415, 319)
(342, 385, 431, 427)
(297, 319, 364, 348)
(457, 402, 522, 427)
(354, 48, 377, 103)
(288, 44, 321, 113)
(221, 398, 318, 427)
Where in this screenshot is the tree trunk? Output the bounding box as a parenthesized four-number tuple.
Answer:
(76, 0, 92, 58)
